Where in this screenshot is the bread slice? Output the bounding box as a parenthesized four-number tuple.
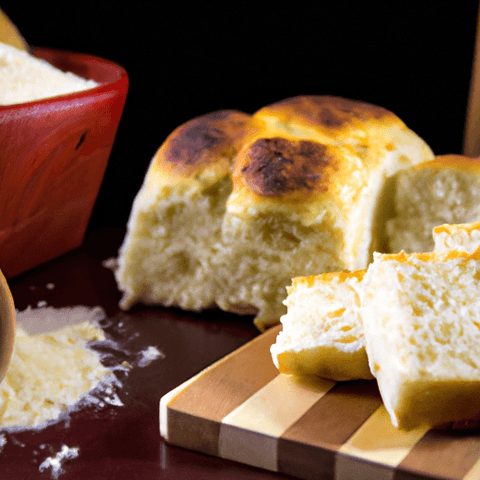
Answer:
(384, 155, 480, 254)
(115, 96, 433, 330)
(271, 221, 480, 384)
(361, 250, 480, 430)
(433, 221, 480, 255)
(270, 270, 373, 381)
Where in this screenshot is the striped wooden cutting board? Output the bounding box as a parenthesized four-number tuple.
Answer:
(160, 325, 480, 480)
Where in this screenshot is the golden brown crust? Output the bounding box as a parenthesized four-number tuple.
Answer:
(411, 154, 480, 174)
(290, 270, 366, 290)
(434, 410, 480, 431)
(155, 109, 252, 178)
(254, 95, 398, 134)
(239, 137, 335, 198)
(150, 95, 423, 189)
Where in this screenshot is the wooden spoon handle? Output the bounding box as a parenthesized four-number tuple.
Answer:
(0, 8, 28, 51)
(464, 2, 480, 156)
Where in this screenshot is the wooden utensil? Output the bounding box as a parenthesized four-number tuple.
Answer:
(0, 269, 15, 384)
(0, 7, 28, 51)
(464, 2, 480, 156)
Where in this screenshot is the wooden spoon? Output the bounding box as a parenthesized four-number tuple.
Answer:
(0, 7, 28, 51)
(0, 269, 15, 384)
(464, 2, 480, 156)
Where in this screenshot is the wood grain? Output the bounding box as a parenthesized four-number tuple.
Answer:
(160, 325, 480, 480)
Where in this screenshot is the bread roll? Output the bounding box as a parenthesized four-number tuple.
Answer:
(384, 155, 480, 254)
(361, 250, 480, 430)
(270, 270, 373, 381)
(115, 96, 434, 330)
(115, 110, 253, 313)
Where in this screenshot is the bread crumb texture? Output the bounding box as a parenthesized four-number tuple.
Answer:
(362, 251, 480, 430)
(271, 270, 373, 381)
(386, 156, 480, 254)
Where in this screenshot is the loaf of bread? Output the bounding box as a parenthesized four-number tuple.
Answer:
(114, 96, 434, 329)
(361, 249, 480, 430)
(384, 155, 480, 254)
(270, 270, 373, 381)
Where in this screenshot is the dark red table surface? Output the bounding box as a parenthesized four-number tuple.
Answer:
(1, 228, 294, 480)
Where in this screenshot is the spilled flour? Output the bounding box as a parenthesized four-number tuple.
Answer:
(38, 445, 80, 480)
(0, 306, 115, 429)
(0, 303, 165, 477)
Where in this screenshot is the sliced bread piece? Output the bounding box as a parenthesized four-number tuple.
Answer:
(270, 270, 373, 381)
(361, 250, 480, 430)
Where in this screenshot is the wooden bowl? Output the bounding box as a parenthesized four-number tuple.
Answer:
(0, 48, 129, 278)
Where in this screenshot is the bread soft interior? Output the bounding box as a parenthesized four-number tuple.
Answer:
(271, 271, 373, 381)
(385, 157, 480, 254)
(117, 176, 232, 313)
(361, 251, 480, 430)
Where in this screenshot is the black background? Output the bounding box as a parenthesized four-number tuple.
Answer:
(2, 2, 479, 232)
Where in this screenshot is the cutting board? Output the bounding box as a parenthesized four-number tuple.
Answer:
(160, 325, 480, 480)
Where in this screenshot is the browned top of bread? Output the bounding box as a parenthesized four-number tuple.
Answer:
(147, 96, 432, 194)
(254, 95, 397, 134)
(153, 109, 252, 181)
(235, 135, 340, 200)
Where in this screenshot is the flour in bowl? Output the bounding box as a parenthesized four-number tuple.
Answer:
(0, 41, 98, 105)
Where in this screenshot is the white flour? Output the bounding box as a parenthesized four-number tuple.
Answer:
(0, 303, 165, 477)
(0, 41, 98, 105)
(137, 345, 165, 367)
(0, 306, 115, 429)
(38, 444, 80, 479)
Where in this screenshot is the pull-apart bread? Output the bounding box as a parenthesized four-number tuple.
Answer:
(384, 155, 480, 254)
(115, 96, 433, 329)
(362, 249, 480, 430)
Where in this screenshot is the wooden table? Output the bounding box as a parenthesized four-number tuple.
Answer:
(0, 228, 291, 479)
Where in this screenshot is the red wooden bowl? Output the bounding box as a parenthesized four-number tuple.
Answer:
(0, 47, 128, 278)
